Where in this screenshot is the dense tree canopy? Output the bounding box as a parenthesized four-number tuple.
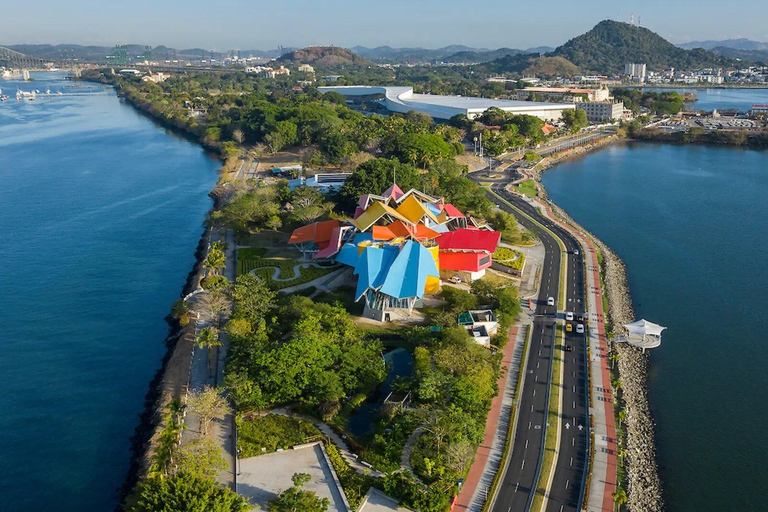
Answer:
(130, 473, 249, 512)
(335, 158, 421, 212)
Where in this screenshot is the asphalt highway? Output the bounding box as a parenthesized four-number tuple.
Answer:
(487, 185, 589, 512)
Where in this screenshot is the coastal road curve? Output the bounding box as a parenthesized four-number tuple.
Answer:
(486, 185, 589, 512)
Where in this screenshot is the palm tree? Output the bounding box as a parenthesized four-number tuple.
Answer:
(618, 409, 628, 428)
(203, 243, 226, 277)
(612, 487, 627, 511)
(609, 351, 620, 369)
(195, 326, 221, 349)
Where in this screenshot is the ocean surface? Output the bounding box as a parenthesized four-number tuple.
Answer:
(0, 73, 219, 510)
(542, 142, 768, 511)
(644, 86, 768, 112)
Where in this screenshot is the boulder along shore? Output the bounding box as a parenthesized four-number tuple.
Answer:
(534, 143, 664, 511)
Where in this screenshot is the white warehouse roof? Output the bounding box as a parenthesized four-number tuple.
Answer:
(318, 85, 575, 121)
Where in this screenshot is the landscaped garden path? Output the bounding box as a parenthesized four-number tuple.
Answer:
(260, 406, 385, 478)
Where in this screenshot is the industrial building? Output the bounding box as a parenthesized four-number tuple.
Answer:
(318, 86, 575, 121)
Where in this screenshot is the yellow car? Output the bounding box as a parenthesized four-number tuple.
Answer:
(566, 323, 573, 333)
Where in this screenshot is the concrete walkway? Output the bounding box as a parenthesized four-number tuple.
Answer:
(510, 189, 618, 511)
(179, 228, 237, 490)
(453, 323, 529, 512)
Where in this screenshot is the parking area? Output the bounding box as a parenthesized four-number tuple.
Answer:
(237, 442, 349, 511)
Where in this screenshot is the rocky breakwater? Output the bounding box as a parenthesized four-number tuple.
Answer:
(543, 199, 664, 512)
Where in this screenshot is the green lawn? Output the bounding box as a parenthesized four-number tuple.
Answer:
(237, 248, 339, 289)
(516, 179, 538, 197)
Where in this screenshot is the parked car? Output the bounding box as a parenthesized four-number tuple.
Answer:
(576, 324, 585, 334)
(547, 296, 555, 306)
(566, 323, 573, 332)
(448, 275, 462, 284)
(566, 311, 574, 321)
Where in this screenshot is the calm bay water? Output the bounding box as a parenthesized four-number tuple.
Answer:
(0, 73, 218, 510)
(542, 142, 768, 511)
(644, 87, 768, 112)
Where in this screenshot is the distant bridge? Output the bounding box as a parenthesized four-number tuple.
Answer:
(0, 46, 54, 68)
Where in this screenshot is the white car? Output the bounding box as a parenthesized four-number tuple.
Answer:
(448, 275, 462, 284)
(574, 249, 580, 255)
(547, 297, 555, 306)
(576, 324, 585, 334)
(566, 311, 574, 321)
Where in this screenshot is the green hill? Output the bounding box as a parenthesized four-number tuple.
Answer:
(482, 54, 580, 77)
(277, 46, 372, 68)
(550, 20, 740, 74)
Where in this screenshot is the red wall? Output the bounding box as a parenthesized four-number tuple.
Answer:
(439, 251, 492, 272)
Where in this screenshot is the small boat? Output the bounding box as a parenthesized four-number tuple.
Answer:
(16, 90, 37, 101)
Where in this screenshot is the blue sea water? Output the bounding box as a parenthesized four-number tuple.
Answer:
(0, 73, 218, 510)
(643, 87, 768, 112)
(542, 142, 768, 511)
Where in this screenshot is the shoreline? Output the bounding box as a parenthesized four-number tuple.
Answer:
(117, 222, 213, 509)
(532, 140, 664, 511)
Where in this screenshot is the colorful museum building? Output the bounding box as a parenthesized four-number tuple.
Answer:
(289, 184, 500, 321)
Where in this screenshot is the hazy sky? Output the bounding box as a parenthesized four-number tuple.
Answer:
(3, 0, 768, 50)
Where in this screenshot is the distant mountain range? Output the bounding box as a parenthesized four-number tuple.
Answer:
(350, 45, 555, 63)
(678, 38, 768, 63)
(679, 38, 768, 51)
(2, 43, 287, 62)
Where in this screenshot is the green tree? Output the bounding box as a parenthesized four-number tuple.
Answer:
(175, 436, 227, 479)
(336, 158, 420, 212)
(187, 386, 232, 437)
(131, 472, 249, 512)
(290, 186, 331, 224)
(612, 487, 628, 511)
(269, 473, 329, 512)
(231, 273, 276, 328)
(195, 326, 222, 349)
(204, 243, 226, 277)
(482, 130, 509, 156)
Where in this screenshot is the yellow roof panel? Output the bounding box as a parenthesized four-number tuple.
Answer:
(351, 201, 413, 231)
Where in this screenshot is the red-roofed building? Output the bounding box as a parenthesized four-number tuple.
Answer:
(436, 229, 501, 280)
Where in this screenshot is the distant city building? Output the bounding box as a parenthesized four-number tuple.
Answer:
(624, 63, 647, 83)
(486, 77, 517, 84)
(318, 85, 575, 121)
(515, 86, 610, 103)
(321, 75, 343, 82)
(576, 101, 625, 123)
(245, 65, 290, 78)
(298, 64, 315, 73)
(142, 72, 170, 83)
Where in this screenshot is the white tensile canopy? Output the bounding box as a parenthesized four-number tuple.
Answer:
(624, 319, 667, 337)
(617, 319, 667, 351)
